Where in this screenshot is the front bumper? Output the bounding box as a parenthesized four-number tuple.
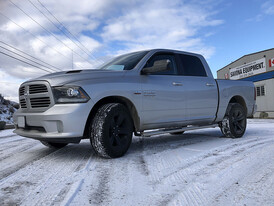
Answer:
(13, 103, 93, 143)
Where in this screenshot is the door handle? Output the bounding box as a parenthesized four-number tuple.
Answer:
(206, 83, 215, 87)
(172, 82, 183, 86)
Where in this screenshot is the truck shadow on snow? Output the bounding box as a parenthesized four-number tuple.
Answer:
(40, 129, 226, 160)
(129, 129, 224, 155)
(51, 129, 225, 159)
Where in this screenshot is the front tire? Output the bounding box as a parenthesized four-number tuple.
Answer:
(90, 103, 133, 158)
(220, 103, 247, 138)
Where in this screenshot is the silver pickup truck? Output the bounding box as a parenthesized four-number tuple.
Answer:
(13, 49, 256, 158)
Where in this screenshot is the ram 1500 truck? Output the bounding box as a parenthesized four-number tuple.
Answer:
(13, 49, 256, 158)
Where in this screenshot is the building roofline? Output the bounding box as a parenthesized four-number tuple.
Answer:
(217, 48, 274, 72)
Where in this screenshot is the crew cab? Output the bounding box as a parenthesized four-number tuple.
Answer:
(13, 49, 256, 158)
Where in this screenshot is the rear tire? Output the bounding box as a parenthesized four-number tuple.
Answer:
(40, 141, 68, 149)
(220, 103, 247, 138)
(90, 103, 133, 158)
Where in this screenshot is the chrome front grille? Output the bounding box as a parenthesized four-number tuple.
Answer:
(19, 86, 25, 96)
(30, 97, 51, 108)
(19, 82, 52, 111)
(29, 84, 48, 94)
(20, 99, 27, 108)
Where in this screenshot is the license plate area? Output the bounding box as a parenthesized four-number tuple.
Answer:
(18, 116, 25, 128)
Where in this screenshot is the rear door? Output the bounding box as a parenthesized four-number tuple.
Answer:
(140, 53, 187, 128)
(176, 53, 218, 123)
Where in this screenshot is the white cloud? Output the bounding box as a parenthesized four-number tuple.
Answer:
(247, 0, 274, 22)
(101, 0, 223, 57)
(0, 0, 223, 102)
(262, 0, 274, 15)
(0, 70, 22, 102)
(2, 15, 51, 33)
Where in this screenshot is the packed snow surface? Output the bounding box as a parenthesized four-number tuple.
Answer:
(0, 119, 273, 206)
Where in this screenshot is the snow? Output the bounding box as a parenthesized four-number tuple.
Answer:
(0, 96, 18, 124)
(0, 119, 273, 206)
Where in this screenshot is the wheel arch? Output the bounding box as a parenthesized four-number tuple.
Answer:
(228, 95, 247, 114)
(83, 96, 140, 138)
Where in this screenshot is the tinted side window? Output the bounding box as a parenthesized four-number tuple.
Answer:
(145, 54, 177, 75)
(177, 54, 207, 77)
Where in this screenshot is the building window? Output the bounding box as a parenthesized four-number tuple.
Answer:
(256, 86, 265, 97)
(261, 86, 265, 96)
(256, 87, 260, 96)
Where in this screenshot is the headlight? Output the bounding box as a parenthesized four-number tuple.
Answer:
(52, 86, 90, 103)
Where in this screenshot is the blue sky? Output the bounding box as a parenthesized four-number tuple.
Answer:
(0, 0, 274, 101)
(204, 0, 274, 73)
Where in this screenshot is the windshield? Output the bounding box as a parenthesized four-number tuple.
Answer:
(98, 51, 149, 71)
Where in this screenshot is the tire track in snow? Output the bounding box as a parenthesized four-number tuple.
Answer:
(158, 137, 271, 186)
(89, 162, 111, 205)
(136, 136, 150, 176)
(204, 143, 274, 206)
(0, 141, 38, 162)
(0, 121, 273, 205)
(18, 144, 95, 206)
(153, 136, 265, 184)
(61, 156, 113, 206)
(0, 143, 95, 206)
(45, 152, 95, 206)
(212, 145, 274, 206)
(149, 137, 273, 205)
(67, 136, 154, 206)
(0, 146, 57, 183)
(137, 133, 219, 185)
(135, 134, 270, 205)
(0, 135, 28, 145)
(59, 154, 96, 206)
(0, 134, 17, 139)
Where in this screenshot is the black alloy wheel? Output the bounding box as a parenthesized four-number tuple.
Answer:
(220, 103, 247, 138)
(109, 113, 132, 149)
(231, 106, 246, 135)
(90, 103, 133, 158)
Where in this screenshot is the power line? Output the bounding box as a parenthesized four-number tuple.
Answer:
(0, 45, 58, 73)
(8, 0, 95, 66)
(31, 0, 101, 64)
(0, 51, 51, 73)
(0, 12, 70, 62)
(0, 12, 85, 70)
(37, 0, 102, 63)
(0, 43, 60, 72)
(0, 41, 62, 71)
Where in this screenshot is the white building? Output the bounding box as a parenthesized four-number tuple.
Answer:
(217, 48, 274, 118)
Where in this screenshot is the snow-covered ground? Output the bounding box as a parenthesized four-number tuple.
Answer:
(0, 119, 273, 206)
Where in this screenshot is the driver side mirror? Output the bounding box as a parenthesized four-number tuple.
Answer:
(141, 59, 171, 75)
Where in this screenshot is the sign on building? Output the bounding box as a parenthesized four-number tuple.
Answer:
(269, 58, 274, 67)
(229, 58, 266, 80)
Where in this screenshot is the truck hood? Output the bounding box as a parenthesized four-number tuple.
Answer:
(25, 69, 126, 86)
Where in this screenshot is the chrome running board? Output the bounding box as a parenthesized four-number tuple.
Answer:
(141, 124, 219, 137)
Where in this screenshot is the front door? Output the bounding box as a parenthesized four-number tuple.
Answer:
(140, 53, 187, 129)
